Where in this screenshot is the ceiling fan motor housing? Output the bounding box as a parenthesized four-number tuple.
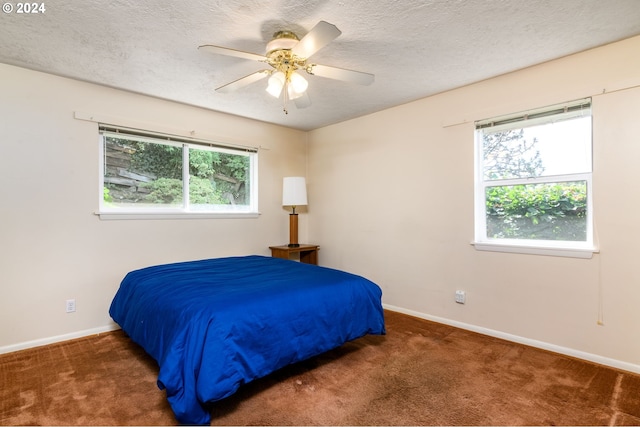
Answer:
(265, 30, 307, 78)
(266, 31, 299, 55)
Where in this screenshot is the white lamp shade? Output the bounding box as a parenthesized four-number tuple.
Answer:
(288, 72, 308, 100)
(266, 71, 285, 98)
(290, 72, 308, 92)
(282, 177, 308, 207)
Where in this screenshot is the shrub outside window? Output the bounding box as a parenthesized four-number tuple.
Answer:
(474, 99, 594, 257)
(99, 126, 258, 218)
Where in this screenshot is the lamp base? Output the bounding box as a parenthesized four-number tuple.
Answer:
(288, 213, 299, 247)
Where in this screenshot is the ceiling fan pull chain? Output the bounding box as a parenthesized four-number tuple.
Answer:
(283, 80, 289, 114)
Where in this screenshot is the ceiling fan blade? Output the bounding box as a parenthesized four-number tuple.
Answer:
(198, 44, 265, 62)
(215, 70, 270, 93)
(306, 64, 374, 86)
(293, 91, 312, 109)
(291, 21, 341, 58)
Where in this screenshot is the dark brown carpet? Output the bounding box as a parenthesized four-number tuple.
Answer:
(2, 310, 639, 425)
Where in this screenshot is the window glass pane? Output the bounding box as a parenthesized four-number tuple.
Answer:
(485, 181, 587, 241)
(103, 136, 183, 208)
(187, 146, 251, 211)
(482, 116, 591, 180)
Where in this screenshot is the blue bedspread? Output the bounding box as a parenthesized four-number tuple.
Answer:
(109, 255, 385, 424)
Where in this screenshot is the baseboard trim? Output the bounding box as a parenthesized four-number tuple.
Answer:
(0, 324, 121, 355)
(383, 304, 640, 375)
(4, 308, 638, 376)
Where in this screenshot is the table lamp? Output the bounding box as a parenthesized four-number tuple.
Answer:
(282, 177, 307, 247)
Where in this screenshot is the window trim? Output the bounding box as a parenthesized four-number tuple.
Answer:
(97, 126, 259, 220)
(470, 241, 597, 259)
(473, 99, 597, 258)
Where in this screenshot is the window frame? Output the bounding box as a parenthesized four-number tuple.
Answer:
(473, 99, 597, 258)
(98, 126, 259, 220)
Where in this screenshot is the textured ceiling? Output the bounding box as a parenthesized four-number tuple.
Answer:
(1, 0, 640, 131)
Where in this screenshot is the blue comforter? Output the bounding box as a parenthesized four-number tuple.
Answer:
(109, 255, 385, 424)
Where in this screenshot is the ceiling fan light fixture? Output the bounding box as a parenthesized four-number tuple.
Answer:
(289, 71, 308, 94)
(287, 84, 304, 100)
(266, 71, 285, 97)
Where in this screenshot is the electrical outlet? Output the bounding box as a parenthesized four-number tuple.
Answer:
(455, 290, 466, 304)
(66, 299, 76, 313)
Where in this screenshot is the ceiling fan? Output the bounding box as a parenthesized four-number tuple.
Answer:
(199, 21, 374, 113)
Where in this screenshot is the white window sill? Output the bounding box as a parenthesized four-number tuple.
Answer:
(472, 241, 598, 259)
(96, 211, 260, 220)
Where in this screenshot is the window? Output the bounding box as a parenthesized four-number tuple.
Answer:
(99, 125, 258, 218)
(474, 99, 594, 257)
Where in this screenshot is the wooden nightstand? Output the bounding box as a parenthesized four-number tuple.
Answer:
(269, 244, 320, 265)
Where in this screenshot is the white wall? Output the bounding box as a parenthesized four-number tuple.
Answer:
(3, 36, 640, 374)
(308, 36, 640, 372)
(0, 64, 308, 351)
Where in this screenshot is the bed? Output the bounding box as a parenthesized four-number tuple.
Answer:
(109, 255, 385, 424)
